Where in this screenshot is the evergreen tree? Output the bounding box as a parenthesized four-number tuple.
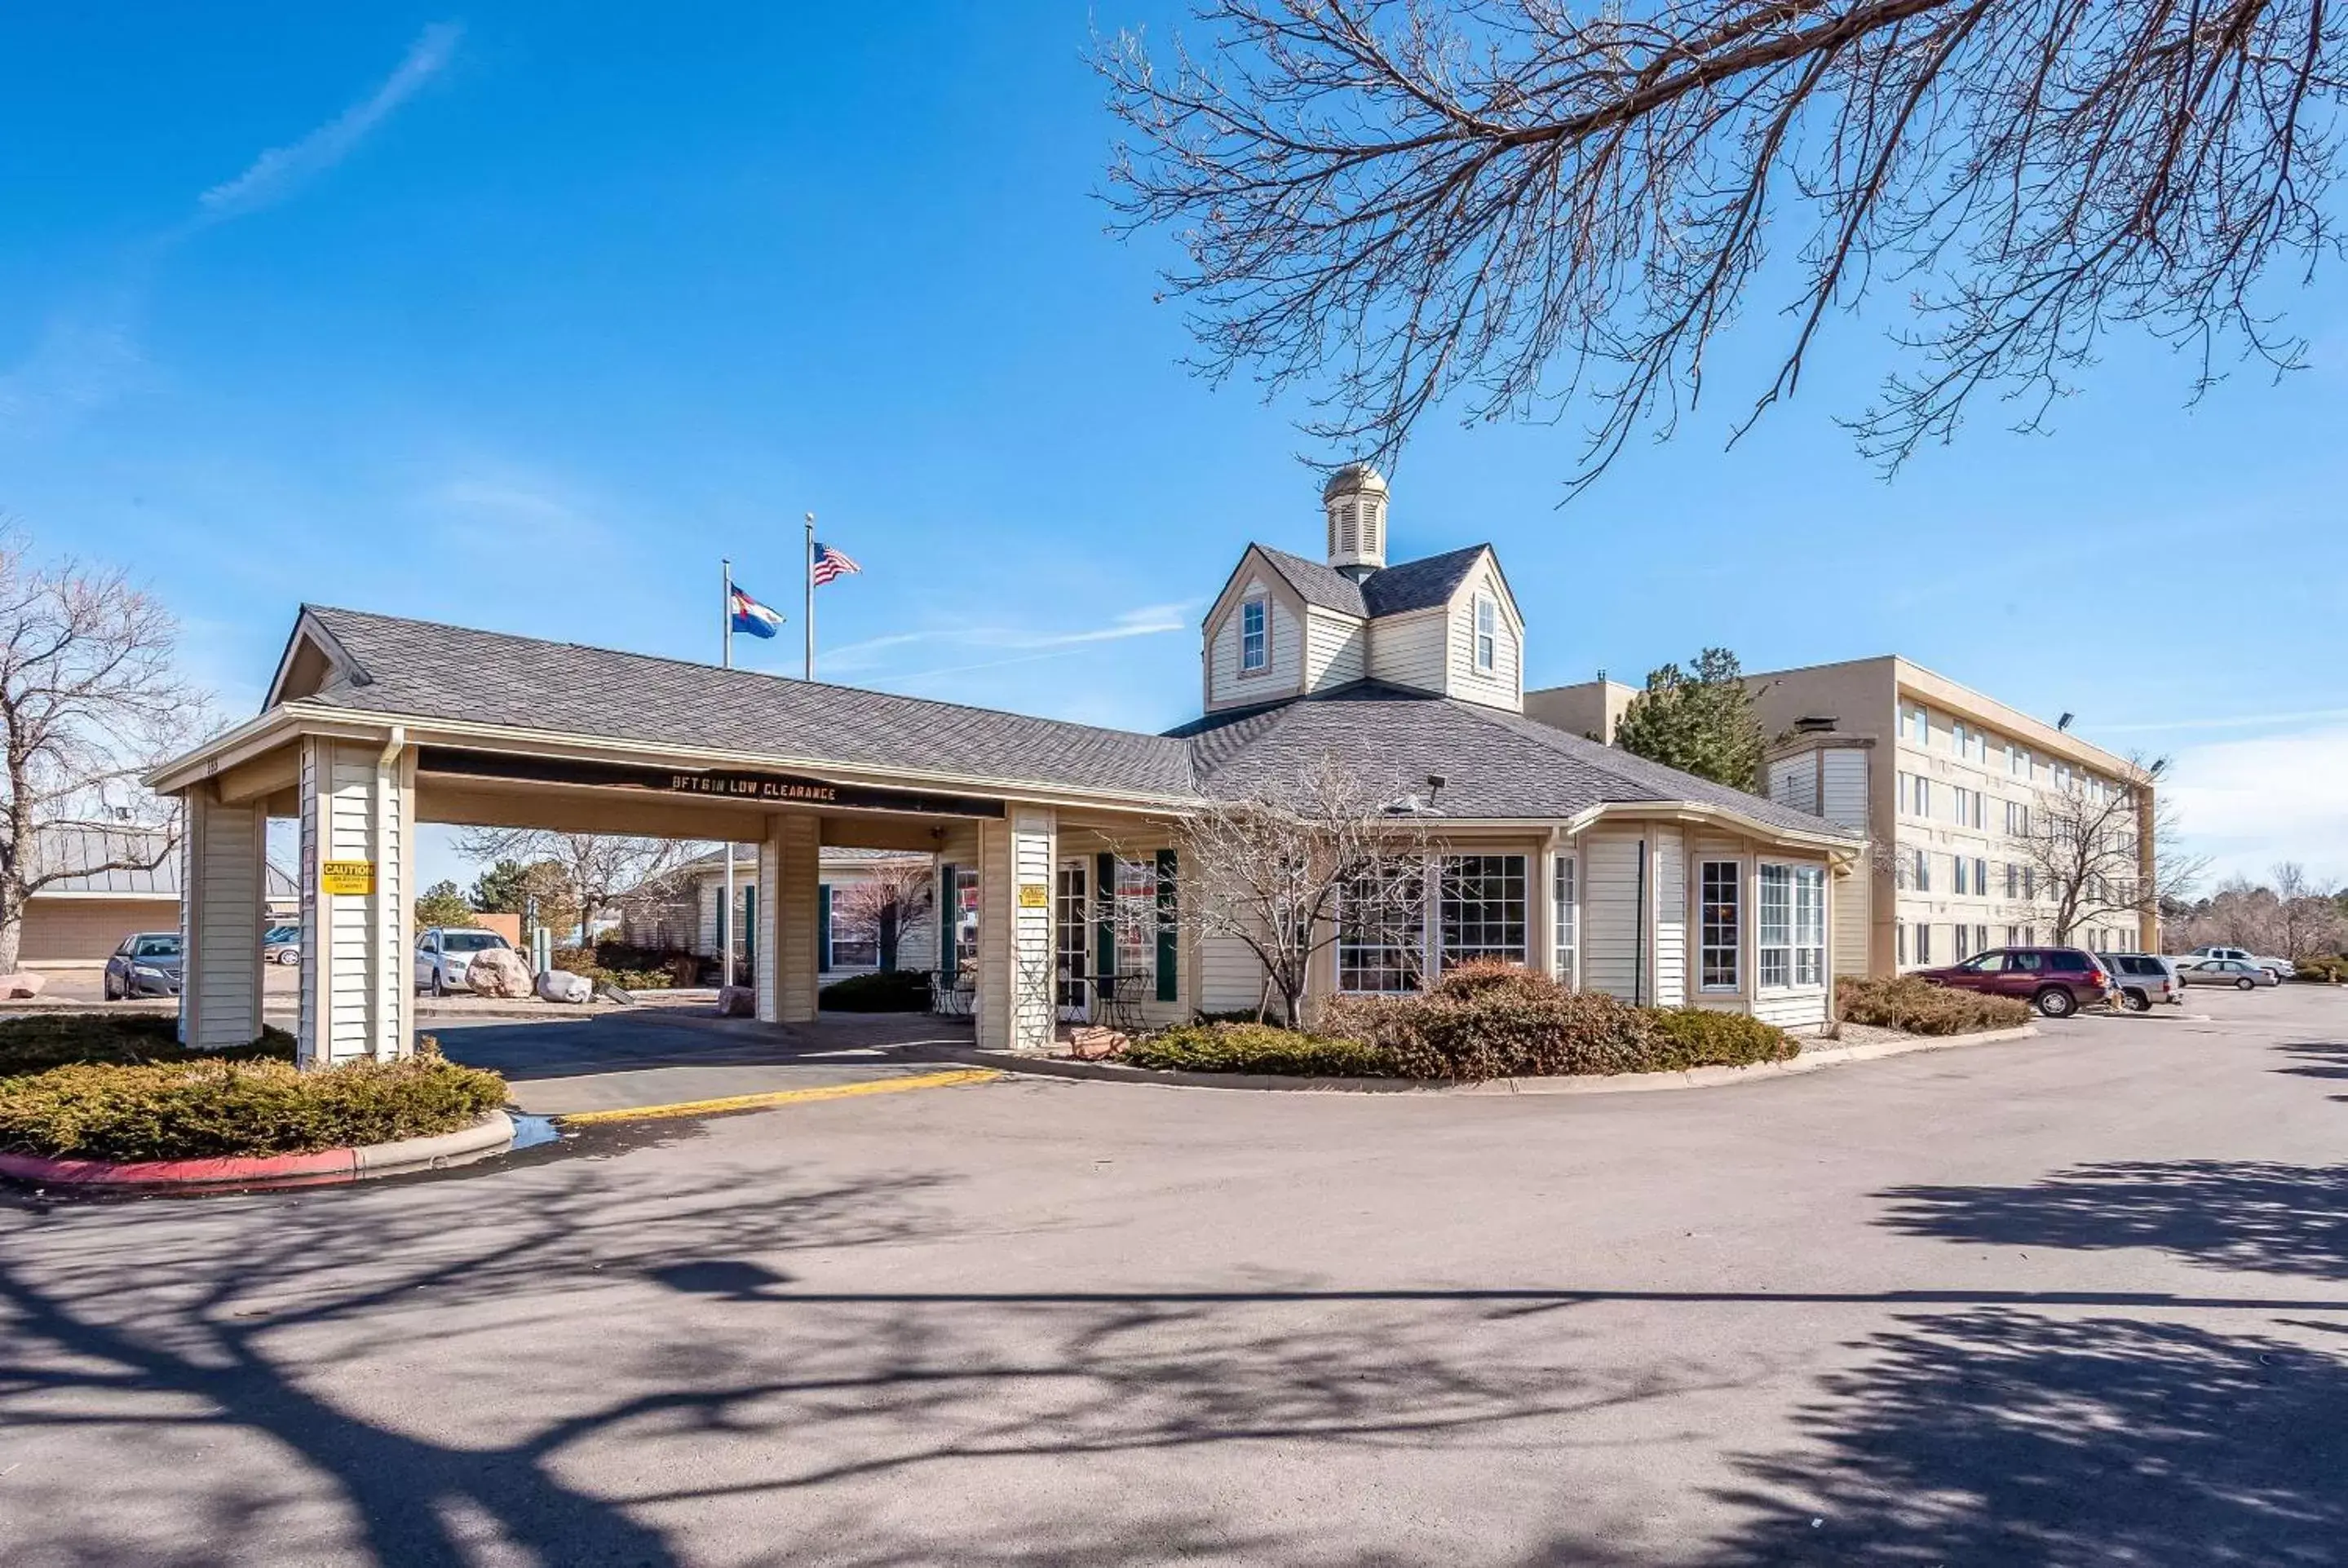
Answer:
(1611, 648, 1766, 790)
(413, 881, 477, 933)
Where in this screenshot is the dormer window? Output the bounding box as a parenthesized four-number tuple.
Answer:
(1474, 594, 1497, 673)
(1240, 598, 1268, 672)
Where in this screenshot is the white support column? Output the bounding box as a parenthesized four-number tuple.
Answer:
(179, 782, 268, 1050)
(758, 813, 820, 1024)
(977, 807, 1055, 1052)
(296, 736, 414, 1067)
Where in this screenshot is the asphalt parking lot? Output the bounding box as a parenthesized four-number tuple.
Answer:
(2, 986, 2344, 1566)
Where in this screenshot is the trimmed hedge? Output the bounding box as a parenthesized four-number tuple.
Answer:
(1129, 964, 1801, 1083)
(0, 1014, 294, 1076)
(0, 1015, 507, 1163)
(1835, 975, 2030, 1036)
(1646, 1007, 1802, 1070)
(1123, 1023, 1397, 1078)
(818, 969, 934, 1012)
(2288, 954, 2348, 984)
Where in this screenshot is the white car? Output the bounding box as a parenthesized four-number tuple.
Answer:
(2177, 945, 2296, 981)
(413, 927, 515, 996)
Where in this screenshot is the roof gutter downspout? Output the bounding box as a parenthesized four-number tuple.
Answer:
(1633, 837, 1647, 1009)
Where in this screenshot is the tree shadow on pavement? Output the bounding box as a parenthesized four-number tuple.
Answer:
(2272, 1039, 2348, 1101)
(1876, 1160, 2348, 1281)
(1694, 1309, 2348, 1566)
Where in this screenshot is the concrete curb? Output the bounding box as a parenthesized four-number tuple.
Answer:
(923, 1023, 2042, 1097)
(0, 1111, 515, 1190)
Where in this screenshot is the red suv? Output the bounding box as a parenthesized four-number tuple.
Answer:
(1917, 947, 2117, 1018)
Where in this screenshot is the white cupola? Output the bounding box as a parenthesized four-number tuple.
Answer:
(1322, 462, 1388, 582)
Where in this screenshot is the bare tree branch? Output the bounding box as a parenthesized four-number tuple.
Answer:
(1099, 0, 2343, 493)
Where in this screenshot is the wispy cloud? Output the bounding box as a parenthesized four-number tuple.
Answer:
(2166, 722, 2348, 883)
(196, 23, 462, 223)
(0, 315, 147, 434)
(824, 603, 1194, 676)
(2098, 704, 2348, 735)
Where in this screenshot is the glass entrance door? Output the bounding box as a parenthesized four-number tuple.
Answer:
(1054, 861, 1090, 1020)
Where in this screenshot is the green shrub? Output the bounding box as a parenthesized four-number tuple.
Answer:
(0, 1014, 294, 1077)
(1321, 962, 1667, 1081)
(0, 1053, 509, 1162)
(1125, 1023, 1397, 1077)
(818, 969, 934, 1012)
(2288, 954, 2348, 983)
(1645, 1008, 1800, 1069)
(1836, 975, 2030, 1035)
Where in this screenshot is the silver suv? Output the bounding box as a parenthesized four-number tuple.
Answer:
(2102, 952, 2182, 1009)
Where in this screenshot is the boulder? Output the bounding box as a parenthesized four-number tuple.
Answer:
(536, 969, 592, 1005)
(465, 947, 533, 999)
(715, 985, 757, 1018)
(1068, 1026, 1128, 1062)
(0, 971, 46, 1000)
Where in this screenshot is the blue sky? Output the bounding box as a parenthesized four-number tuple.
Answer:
(4, 6, 2344, 890)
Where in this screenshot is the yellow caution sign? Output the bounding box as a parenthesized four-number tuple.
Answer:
(1017, 881, 1050, 909)
(321, 859, 376, 895)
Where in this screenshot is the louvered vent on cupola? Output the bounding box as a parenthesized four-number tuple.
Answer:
(1322, 462, 1388, 583)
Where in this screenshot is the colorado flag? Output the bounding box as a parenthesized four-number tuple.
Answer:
(729, 585, 785, 638)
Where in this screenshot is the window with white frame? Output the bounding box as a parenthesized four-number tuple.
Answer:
(1952, 720, 1971, 757)
(1112, 857, 1158, 985)
(1974, 923, 1990, 956)
(2005, 861, 2021, 899)
(2006, 924, 2023, 946)
(1473, 595, 1497, 673)
(1952, 857, 1971, 896)
(1439, 854, 1528, 967)
(2023, 866, 2037, 900)
(1758, 864, 1826, 987)
(2010, 747, 2030, 780)
(826, 887, 880, 970)
(1338, 865, 1424, 993)
(1915, 923, 1933, 964)
(1239, 598, 1267, 672)
(1903, 703, 1929, 744)
(1914, 846, 1931, 893)
(1551, 855, 1577, 984)
(1700, 861, 1740, 991)
(1953, 923, 1974, 961)
(2005, 799, 2029, 835)
(1896, 921, 1909, 965)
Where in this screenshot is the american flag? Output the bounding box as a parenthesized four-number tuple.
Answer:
(811, 541, 862, 585)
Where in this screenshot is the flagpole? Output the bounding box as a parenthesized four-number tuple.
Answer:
(720, 556, 736, 992)
(803, 512, 816, 682)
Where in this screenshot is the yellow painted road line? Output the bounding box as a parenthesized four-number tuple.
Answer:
(557, 1068, 1000, 1125)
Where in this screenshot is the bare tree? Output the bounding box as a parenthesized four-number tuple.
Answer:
(0, 528, 211, 974)
(2269, 862, 2346, 957)
(451, 829, 701, 945)
(2016, 757, 2201, 944)
(1172, 754, 1439, 1024)
(830, 857, 935, 972)
(1099, 0, 2341, 495)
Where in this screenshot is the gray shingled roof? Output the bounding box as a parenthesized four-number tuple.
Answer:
(1245, 543, 1493, 621)
(295, 606, 1201, 799)
(285, 607, 1849, 841)
(1170, 682, 1860, 837)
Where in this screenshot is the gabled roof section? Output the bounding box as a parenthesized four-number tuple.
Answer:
(1249, 545, 1368, 617)
(1360, 544, 1494, 617)
(278, 607, 1204, 801)
(1170, 682, 1859, 839)
(265, 606, 373, 710)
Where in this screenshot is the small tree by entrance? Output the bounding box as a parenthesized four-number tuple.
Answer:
(829, 858, 934, 973)
(0, 531, 211, 974)
(1172, 755, 1436, 1025)
(452, 830, 696, 944)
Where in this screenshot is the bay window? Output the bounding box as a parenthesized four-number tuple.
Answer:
(1758, 863, 1827, 987)
(1337, 864, 1424, 994)
(1552, 855, 1577, 984)
(1439, 855, 1528, 967)
(1338, 853, 1532, 992)
(1700, 861, 1740, 990)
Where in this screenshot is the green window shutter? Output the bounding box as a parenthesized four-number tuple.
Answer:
(817, 884, 832, 973)
(1095, 851, 1117, 980)
(937, 864, 957, 974)
(1155, 848, 1178, 1002)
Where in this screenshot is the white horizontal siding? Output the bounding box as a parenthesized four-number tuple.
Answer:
(1445, 563, 1522, 712)
(1821, 750, 1868, 829)
(1367, 607, 1447, 692)
(1580, 829, 1645, 1001)
(1652, 828, 1686, 1006)
(1753, 987, 1828, 1031)
(1207, 576, 1302, 708)
(1303, 607, 1368, 691)
(1768, 755, 1819, 815)
(1199, 932, 1266, 1014)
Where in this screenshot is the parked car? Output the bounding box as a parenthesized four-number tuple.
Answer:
(413, 927, 515, 996)
(2178, 957, 2279, 990)
(2102, 952, 2184, 1010)
(263, 925, 302, 965)
(1917, 947, 2118, 1018)
(103, 931, 184, 1000)
(2178, 945, 2296, 980)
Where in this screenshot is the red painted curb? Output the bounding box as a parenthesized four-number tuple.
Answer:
(0, 1146, 356, 1187)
